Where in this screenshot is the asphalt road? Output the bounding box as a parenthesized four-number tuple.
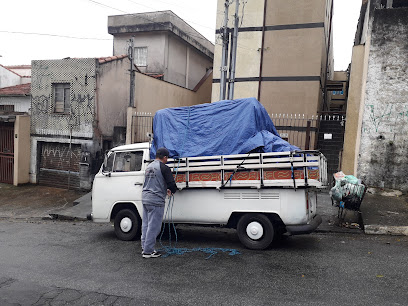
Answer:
(0, 219, 407, 306)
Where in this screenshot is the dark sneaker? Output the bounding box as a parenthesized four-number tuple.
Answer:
(142, 251, 162, 258)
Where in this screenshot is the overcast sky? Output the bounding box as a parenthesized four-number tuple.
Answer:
(0, 0, 361, 71)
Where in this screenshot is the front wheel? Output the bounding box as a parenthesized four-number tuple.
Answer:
(237, 213, 274, 250)
(114, 209, 141, 241)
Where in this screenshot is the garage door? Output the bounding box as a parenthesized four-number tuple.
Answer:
(0, 122, 14, 184)
(39, 142, 81, 189)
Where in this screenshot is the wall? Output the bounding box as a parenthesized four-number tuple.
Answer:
(13, 115, 30, 185)
(133, 71, 212, 113)
(211, 0, 331, 117)
(97, 57, 130, 138)
(127, 71, 213, 143)
(113, 32, 167, 73)
(0, 96, 30, 113)
(341, 43, 370, 175)
(357, 8, 408, 191)
(30, 58, 98, 187)
(31, 59, 96, 139)
(0, 65, 21, 88)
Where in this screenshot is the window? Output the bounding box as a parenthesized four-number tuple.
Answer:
(134, 47, 148, 66)
(103, 151, 144, 173)
(393, 0, 408, 7)
(0, 105, 14, 112)
(53, 83, 70, 113)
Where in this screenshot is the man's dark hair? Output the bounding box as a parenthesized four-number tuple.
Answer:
(156, 147, 169, 159)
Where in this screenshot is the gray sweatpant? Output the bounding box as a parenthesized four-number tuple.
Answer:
(141, 204, 165, 254)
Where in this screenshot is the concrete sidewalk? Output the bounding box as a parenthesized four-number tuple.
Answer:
(360, 190, 408, 236)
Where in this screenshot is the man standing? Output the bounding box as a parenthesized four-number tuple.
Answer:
(141, 147, 177, 258)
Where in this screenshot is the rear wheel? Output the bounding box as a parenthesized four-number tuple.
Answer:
(114, 209, 141, 241)
(237, 213, 274, 250)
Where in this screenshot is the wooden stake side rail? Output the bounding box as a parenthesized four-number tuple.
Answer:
(166, 150, 328, 190)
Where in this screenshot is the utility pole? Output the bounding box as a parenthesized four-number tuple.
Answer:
(128, 37, 135, 107)
(219, 0, 230, 101)
(227, 0, 240, 100)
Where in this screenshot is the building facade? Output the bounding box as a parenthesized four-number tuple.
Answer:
(342, 0, 408, 191)
(30, 56, 130, 190)
(212, 0, 334, 116)
(108, 11, 214, 90)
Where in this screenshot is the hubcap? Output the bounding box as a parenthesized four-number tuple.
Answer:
(246, 221, 264, 240)
(120, 217, 132, 233)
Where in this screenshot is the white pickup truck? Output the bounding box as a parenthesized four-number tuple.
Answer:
(90, 142, 327, 250)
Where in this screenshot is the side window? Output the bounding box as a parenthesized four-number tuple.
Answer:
(113, 151, 144, 172)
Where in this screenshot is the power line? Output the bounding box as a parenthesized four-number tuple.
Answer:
(87, 0, 127, 13)
(0, 30, 111, 41)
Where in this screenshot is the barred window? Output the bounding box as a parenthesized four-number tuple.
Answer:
(134, 47, 148, 67)
(53, 83, 70, 113)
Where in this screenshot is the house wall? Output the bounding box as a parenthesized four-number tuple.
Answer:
(0, 96, 30, 113)
(31, 59, 96, 138)
(97, 57, 130, 138)
(13, 115, 30, 185)
(127, 71, 213, 143)
(113, 32, 167, 73)
(357, 8, 408, 191)
(133, 71, 212, 113)
(113, 32, 213, 90)
(211, 0, 332, 117)
(0, 65, 21, 88)
(30, 58, 98, 188)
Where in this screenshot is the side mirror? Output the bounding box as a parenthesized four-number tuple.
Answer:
(102, 152, 113, 176)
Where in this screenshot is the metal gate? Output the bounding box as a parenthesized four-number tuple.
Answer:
(0, 122, 14, 184)
(39, 142, 81, 189)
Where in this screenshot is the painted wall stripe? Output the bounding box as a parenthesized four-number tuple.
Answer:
(213, 76, 321, 83)
(215, 22, 324, 34)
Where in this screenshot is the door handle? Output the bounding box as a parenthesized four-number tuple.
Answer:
(134, 182, 143, 186)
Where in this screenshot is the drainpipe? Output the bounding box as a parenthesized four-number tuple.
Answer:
(257, 0, 268, 102)
(219, 0, 230, 101)
(323, 0, 334, 111)
(227, 0, 240, 100)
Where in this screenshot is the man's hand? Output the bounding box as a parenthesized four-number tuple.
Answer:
(167, 189, 172, 196)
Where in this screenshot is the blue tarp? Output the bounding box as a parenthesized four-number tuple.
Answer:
(150, 97, 299, 159)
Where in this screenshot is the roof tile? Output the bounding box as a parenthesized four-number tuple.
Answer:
(0, 83, 31, 96)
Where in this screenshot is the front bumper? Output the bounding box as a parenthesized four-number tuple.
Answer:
(285, 214, 322, 235)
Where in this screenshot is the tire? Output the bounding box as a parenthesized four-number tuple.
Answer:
(114, 209, 141, 241)
(237, 213, 274, 250)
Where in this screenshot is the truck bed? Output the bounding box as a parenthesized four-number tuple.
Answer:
(167, 150, 328, 189)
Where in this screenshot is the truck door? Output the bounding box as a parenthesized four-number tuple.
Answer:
(92, 150, 145, 220)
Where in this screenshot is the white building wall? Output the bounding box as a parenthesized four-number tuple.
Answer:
(0, 96, 30, 112)
(357, 9, 408, 191)
(0, 66, 22, 88)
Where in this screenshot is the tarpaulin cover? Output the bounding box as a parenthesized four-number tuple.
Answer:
(150, 97, 299, 159)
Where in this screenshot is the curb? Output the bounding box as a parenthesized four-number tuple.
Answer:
(364, 225, 408, 236)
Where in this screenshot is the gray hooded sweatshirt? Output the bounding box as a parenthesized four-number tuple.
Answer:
(142, 160, 177, 206)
